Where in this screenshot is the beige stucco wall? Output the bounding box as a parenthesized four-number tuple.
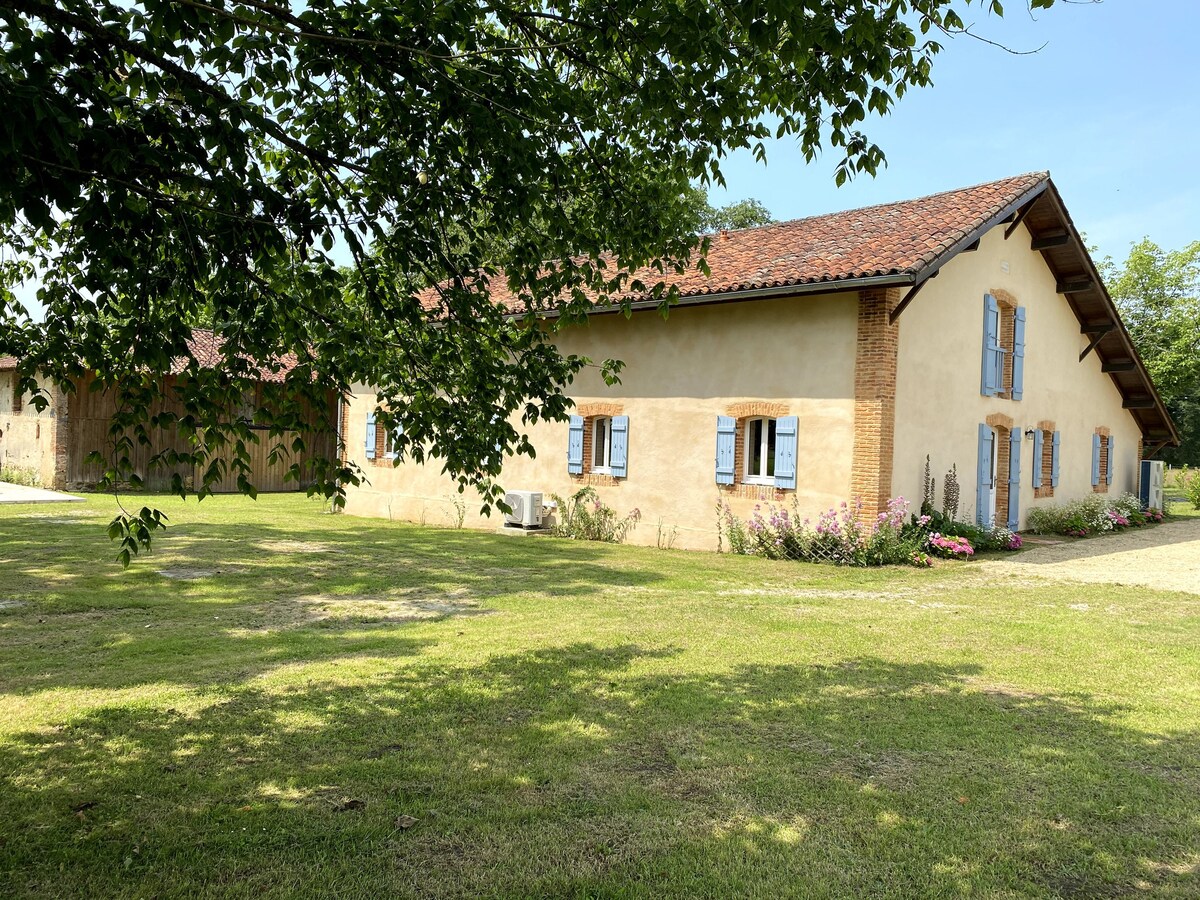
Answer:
(0, 371, 66, 488)
(892, 223, 1145, 527)
(343, 293, 859, 550)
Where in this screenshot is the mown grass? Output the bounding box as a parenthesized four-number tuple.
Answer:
(1, 494, 1198, 898)
(1165, 466, 1200, 517)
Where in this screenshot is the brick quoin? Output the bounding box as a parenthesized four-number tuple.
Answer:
(851, 287, 900, 523)
(51, 382, 70, 489)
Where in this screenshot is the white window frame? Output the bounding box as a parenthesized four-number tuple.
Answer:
(383, 420, 402, 461)
(743, 416, 776, 486)
(591, 416, 612, 474)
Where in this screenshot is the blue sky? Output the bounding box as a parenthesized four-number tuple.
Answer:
(707, 0, 1200, 265)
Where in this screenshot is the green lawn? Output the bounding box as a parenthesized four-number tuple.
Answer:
(1, 495, 1198, 898)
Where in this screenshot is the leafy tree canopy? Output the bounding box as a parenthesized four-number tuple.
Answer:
(0, 0, 1055, 560)
(1102, 239, 1200, 465)
(682, 187, 775, 233)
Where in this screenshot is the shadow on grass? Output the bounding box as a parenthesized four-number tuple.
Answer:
(1, 647, 1197, 898)
(0, 514, 667, 694)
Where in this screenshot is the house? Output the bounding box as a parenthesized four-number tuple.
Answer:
(0, 330, 338, 492)
(341, 173, 1178, 550)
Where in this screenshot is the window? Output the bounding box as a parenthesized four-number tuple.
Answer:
(1093, 430, 1113, 492)
(591, 416, 612, 474)
(981, 294, 1026, 399)
(567, 414, 628, 478)
(11, 382, 21, 415)
(384, 424, 402, 461)
(1033, 428, 1059, 498)
(234, 389, 257, 426)
(365, 411, 403, 463)
(743, 417, 777, 484)
(715, 414, 797, 490)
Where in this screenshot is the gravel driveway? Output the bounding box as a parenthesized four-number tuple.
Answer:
(0, 483, 84, 504)
(982, 517, 1200, 595)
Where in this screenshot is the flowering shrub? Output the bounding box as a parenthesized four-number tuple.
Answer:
(1027, 492, 1165, 537)
(917, 510, 1021, 553)
(550, 487, 641, 543)
(1107, 510, 1131, 529)
(718, 496, 931, 567)
(718, 491, 1029, 567)
(928, 533, 973, 559)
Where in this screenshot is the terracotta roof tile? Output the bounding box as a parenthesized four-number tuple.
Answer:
(1, 333, 300, 382)
(177, 328, 300, 383)
(448, 172, 1048, 311)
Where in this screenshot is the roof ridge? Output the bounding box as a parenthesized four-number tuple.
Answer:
(709, 171, 1050, 238)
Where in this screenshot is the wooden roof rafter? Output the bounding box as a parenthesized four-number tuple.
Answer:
(1021, 179, 1179, 445)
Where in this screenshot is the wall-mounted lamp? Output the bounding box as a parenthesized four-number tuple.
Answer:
(1023, 428, 1036, 439)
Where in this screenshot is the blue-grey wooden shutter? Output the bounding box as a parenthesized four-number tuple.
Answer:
(610, 415, 629, 478)
(388, 421, 404, 461)
(1032, 428, 1044, 488)
(567, 415, 584, 474)
(715, 416, 736, 485)
(981, 294, 1002, 396)
(1091, 432, 1101, 486)
(1106, 435, 1114, 485)
(773, 416, 798, 490)
(1051, 431, 1061, 487)
(1012, 306, 1027, 400)
(365, 412, 377, 460)
(1007, 428, 1022, 530)
(976, 423, 992, 526)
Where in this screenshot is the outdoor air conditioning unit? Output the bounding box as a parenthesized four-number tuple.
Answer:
(1141, 459, 1165, 511)
(504, 490, 544, 528)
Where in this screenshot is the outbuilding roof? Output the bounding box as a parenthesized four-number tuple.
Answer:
(178, 329, 301, 383)
(1, 330, 302, 384)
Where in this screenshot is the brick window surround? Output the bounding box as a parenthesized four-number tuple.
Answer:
(572, 403, 624, 486)
(369, 409, 401, 466)
(1034, 419, 1055, 499)
(720, 401, 790, 500)
(990, 288, 1020, 399)
(986, 413, 1013, 523)
(1094, 425, 1111, 493)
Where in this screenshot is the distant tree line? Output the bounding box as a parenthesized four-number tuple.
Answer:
(1102, 240, 1200, 465)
